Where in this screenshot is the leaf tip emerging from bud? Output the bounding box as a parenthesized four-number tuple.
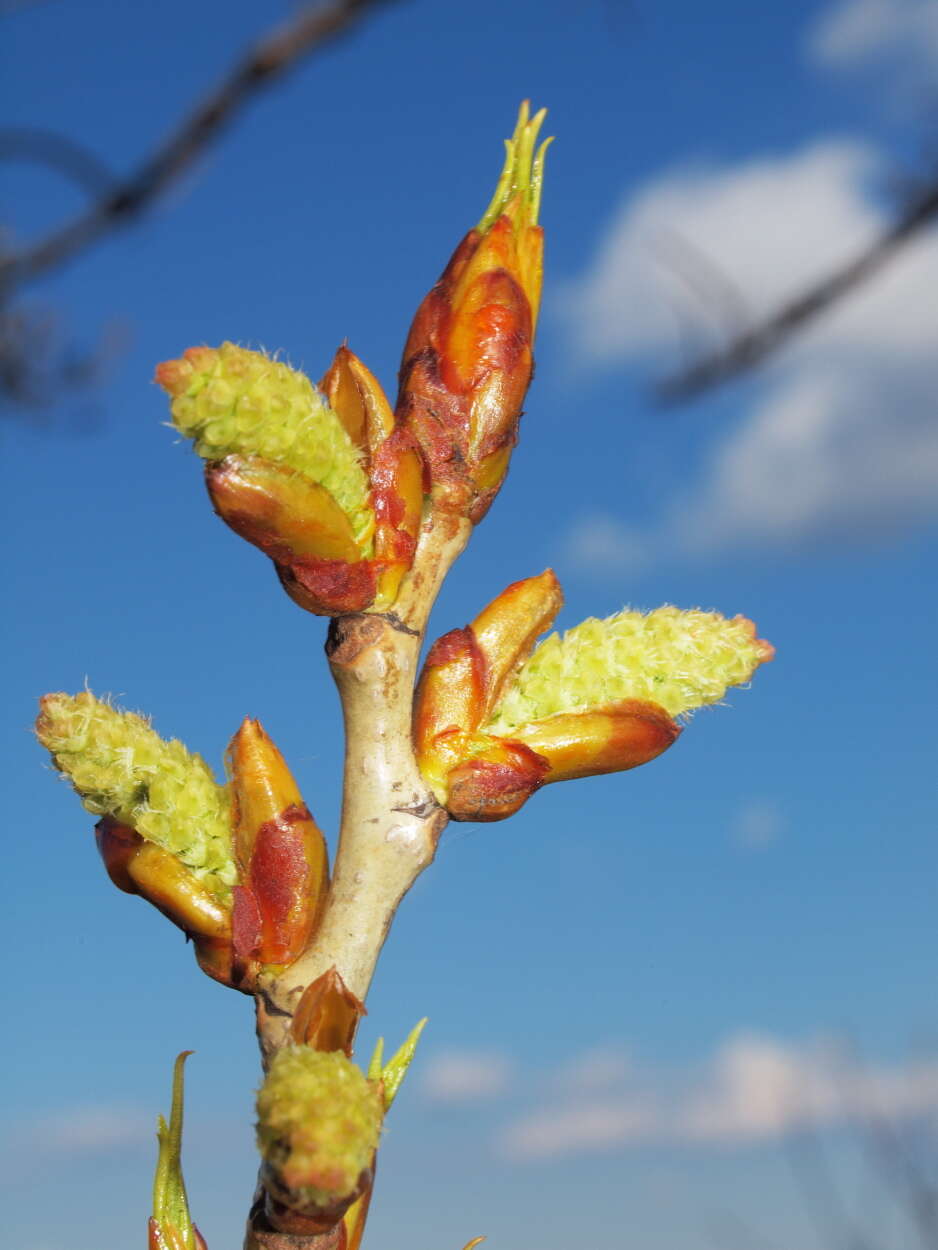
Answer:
(151, 1052, 205, 1250)
(478, 101, 552, 235)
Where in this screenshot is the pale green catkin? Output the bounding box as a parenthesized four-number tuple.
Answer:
(256, 1047, 383, 1207)
(486, 607, 770, 731)
(37, 691, 235, 898)
(165, 343, 374, 551)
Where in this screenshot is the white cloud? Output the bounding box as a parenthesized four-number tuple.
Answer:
(422, 1050, 513, 1103)
(558, 513, 650, 575)
(808, 0, 938, 75)
(499, 1034, 938, 1160)
(556, 139, 938, 561)
(22, 1105, 150, 1154)
(554, 1045, 632, 1093)
(732, 799, 784, 849)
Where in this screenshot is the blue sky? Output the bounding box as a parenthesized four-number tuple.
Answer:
(4, 1, 938, 1248)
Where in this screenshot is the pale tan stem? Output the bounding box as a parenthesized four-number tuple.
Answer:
(255, 510, 471, 1059)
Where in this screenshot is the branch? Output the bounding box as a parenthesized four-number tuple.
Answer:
(254, 511, 472, 1061)
(656, 178, 938, 403)
(0, 0, 396, 291)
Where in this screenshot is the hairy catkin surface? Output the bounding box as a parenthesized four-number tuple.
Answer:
(487, 607, 771, 731)
(37, 691, 236, 897)
(256, 1047, 383, 1206)
(166, 343, 374, 551)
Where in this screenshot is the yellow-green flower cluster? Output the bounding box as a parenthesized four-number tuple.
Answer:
(256, 1046, 383, 1208)
(36, 691, 235, 897)
(162, 343, 374, 551)
(487, 607, 772, 731)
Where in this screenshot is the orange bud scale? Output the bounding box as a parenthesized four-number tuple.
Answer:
(95, 817, 235, 983)
(413, 569, 692, 821)
(445, 739, 550, 822)
(290, 967, 366, 1056)
(228, 719, 330, 971)
(239, 804, 320, 966)
(510, 700, 681, 783)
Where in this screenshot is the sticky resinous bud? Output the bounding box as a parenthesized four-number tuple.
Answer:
(156, 342, 421, 616)
(397, 102, 551, 522)
(256, 1046, 384, 1234)
(227, 717, 330, 974)
(414, 575, 774, 821)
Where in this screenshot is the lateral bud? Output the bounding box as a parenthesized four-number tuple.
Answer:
(415, 573, 774, 821)
(96, 818, 235, 987)
(227, 718, 330, 973)
(256, 1047, 384, 1234)
(157, 342, 423, 617)
(291, 967, 366, 1056)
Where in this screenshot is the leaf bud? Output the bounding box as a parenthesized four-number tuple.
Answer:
(227, 718, 330, 970)
(397, 102, 551, 521)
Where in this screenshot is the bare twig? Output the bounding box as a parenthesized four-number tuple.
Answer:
(254, 511, 471, 1063)
(0, 0, 396, 292)
(656, 178, 938, 403)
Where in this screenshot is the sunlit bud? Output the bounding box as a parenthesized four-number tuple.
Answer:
(413, 628, 486, 797)
(156, 342, 374, 549)
(397, 102, 551, 522)
(413, 571, 562, 816)
(37, 692, 235, 899)
(318, 344, 424, 610)
(158, 342, 423, 617)
(96, 817, 234, 986)
(319, 344, 394, 457)
(469, 569, 563, 716)
(149, 1053, 208, 1250)
(415, 580, 774, 820)
(256, 1046, 383, 1222)
(479, 606, 773, 797)
(227, 718, 329, 970)
(291, 967, 366, 1056)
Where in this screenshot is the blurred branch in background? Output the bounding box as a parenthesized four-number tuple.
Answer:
(0, 0, 397, 415)
(656, 174, 938, 404)
(706, 1116, 938, 1250)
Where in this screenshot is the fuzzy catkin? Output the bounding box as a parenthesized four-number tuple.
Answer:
(487, 607, 770, 731)
(162, 343, 374, 551)
(256, 1047, 383, 1207)
(37, 691, 235, 898)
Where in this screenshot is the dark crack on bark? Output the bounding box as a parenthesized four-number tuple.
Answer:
(391, 796, 439, 820)
(379, 610, 420, 637)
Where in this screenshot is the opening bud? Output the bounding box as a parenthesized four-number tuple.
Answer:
(397, 102, 551, 522)
(37, 692, 235, 897)
(414, 577, 774, 821)
(157, 342, 422, 616)
(256, 1047, 383, 1227)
